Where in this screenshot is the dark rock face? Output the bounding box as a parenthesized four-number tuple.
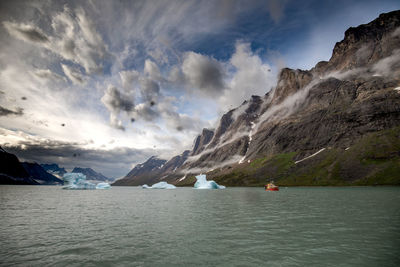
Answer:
(41, 163, 67, 178)
(0, 147, 29, 178)
(272, 68, 313, 104)
(191, 129, 214, 156)
(119, 11, 400, 186)
(22, 162, 63, 185)
(315, 10, 400, 73)
(0, 147, 62, 185)
(0, 147, 38, 185)
(71, 167, 112, 181)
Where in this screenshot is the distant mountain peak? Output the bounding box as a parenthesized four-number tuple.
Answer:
(71, 167, 113, 181)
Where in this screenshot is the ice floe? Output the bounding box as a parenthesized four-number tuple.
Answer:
(62, 173, 111, 190)
(142, 181, 176, 189)
(194, 174, 225, 189)
(96, 182, 112, 189)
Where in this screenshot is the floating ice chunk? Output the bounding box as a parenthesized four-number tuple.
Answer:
(96, 182, 111, 189)
(194, 174, 225, 189)
(62, 173, 96, 190)
(142, 181, 176, 189)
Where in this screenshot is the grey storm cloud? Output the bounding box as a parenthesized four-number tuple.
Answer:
(101, 85, 135, 130)
(181, 52, 226, 96)
(3, 6, 111, 75)
(0, 106, 23, 116)
(2, 22, 49, 43)
(101, 85, 135, 114)
(2, 141, 158, 178)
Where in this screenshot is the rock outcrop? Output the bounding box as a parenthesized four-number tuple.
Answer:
(0, 147, 63, 185)
(22, 162, 63, 185)
(0, 147, 38, 185)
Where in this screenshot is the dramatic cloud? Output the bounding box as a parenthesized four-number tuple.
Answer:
(220, 42, 276, 110)
(181, 52, 226, 96)
(3, 6, 110, 75)
(0, 106, 23, 116)
(101, 85, 135, 130)
(2, 21, 49, 43)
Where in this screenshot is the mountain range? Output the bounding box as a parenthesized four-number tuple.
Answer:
(0, 147, 112, 185)
(71, 167, 113, 182)
(0, 147, 63, 185)
(40, 164, 67, 178)
(114, 10, 400, 186)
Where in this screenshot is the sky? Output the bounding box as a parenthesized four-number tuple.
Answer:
(0, 0, 399, 178)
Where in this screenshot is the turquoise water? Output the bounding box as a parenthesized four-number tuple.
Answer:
(0, 186, 399, 266)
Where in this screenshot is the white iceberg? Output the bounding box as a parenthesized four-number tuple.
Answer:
(194, 174, 226, 189)
(96, 182, 111, 189)
(142, 181, 176, 189)
(62, 173, 111, 190)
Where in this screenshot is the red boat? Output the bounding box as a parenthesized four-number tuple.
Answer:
(265, 181, 279, 191)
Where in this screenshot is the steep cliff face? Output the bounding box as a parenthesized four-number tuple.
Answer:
(22, 162, 63, 185)
(118, 11, 400, 186)
(0, 147, 38, 185)
(191, 129, 214, 156)
(314, 10, 400, 74)
(0, 147, 63, 185)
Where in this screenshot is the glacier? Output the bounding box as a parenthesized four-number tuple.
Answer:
(194, 174, 226, 189)
(142, 181, 176, 189)
(62, 173, 111, 190)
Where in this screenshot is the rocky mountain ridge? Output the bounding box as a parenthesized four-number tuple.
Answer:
(114, 10, 400, 186)
(0, 147, 63, 185)
(22, 162, 63, 185)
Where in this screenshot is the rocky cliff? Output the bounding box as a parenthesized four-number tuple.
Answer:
(0, 147, 63, 185)
(22, 162, 63, 185)
(0, 147, 38, 185)
(117, 10, 400, 186)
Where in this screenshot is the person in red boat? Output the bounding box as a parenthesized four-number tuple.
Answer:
(265, 181, 279, 191)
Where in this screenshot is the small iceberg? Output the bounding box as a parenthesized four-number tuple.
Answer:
(142, 181, 176, 189)
(96, 182, 111, 189)
(194, 174, 225, 189)
(62, 173, 111, 190)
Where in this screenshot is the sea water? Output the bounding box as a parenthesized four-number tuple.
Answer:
(0, 186, 399, 266)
